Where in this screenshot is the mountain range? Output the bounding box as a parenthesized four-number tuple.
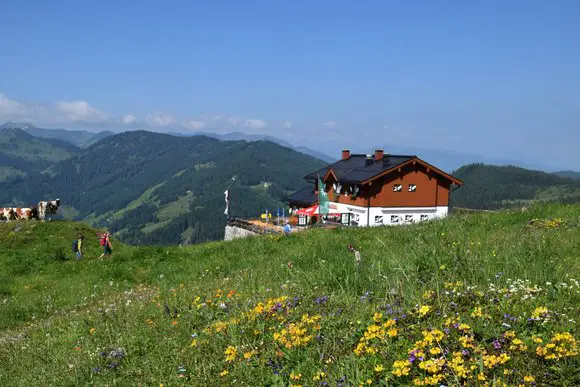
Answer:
(0, 130, 325, 244)
(2, 121, 580, 245)
(451, 163, 580, 209)
(4, 121, 576, 172)
(0, 127, 80, 182)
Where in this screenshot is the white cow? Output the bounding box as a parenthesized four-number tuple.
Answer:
(38, 199, 61, 221)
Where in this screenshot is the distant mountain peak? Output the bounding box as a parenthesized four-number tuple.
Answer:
(0, 121, 38, 130)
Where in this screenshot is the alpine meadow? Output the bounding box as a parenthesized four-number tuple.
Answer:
(1, 203, 579, 385)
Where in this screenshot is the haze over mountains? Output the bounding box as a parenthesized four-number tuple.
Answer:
(2, 121, 576, 173)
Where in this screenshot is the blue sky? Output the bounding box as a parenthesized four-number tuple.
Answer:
(1, 1, 579, 169)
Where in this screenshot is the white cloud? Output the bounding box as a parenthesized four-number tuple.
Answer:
(324, 120, 337, 129)
(228, 116, 241, 126)
(146, 111, 176, 126)
(281, 120, 293, 129)
(185, 120, 207, 130)
(0, 93, 47, 122)
(121, 114, 138, 124)
(244, 119, 268, 129)
(56, 100, 107, 122)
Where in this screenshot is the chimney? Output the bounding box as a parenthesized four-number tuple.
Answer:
(365, 154, 373, 165)
(341, 149, 350, 160)
(374, 149, 384, 161)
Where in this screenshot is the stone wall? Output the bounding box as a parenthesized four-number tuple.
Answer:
(224, 225, 259, 241)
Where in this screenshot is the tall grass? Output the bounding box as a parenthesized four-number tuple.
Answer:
(0, 203, 579, 385)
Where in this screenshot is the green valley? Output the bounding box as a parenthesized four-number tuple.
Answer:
(0, 130, 325, 245)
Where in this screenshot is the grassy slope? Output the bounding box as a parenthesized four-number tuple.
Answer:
(1, 204, 579, 385)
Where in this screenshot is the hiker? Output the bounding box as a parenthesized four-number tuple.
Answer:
(73, 235, 84, 260)
(283, 220, 292, 235)
(97, 231, 113, 258)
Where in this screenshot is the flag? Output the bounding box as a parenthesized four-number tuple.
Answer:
(224, 189, 229, 216)
(318, 177, 329, 216)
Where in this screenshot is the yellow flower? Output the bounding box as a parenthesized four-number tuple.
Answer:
(429, 347, 442, 355)
(387, 328, 398, 337)
(373, 312, 383, 322)
(523, 375, 535, 383)
(439, 265, 446, 270)
(470, 307, 483, 318)
(458, 323, 471, 331)
(224, 346, 237, 362)
(243, 351, 252, 360)
(219, 370, 228, 377)
(89, 328, 96, 335)
(477, 373, 486, 381)
(418, 305, 431, 317)
(290, 372, 302, 380)
(190, 339, 198, 347)
(374, 365, 385, 372)
(531, 306, 549, 319)
(312, 371, 326, 381)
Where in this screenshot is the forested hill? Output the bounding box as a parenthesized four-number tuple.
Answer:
(0, 127, 80, 182)
(0, 130, 326, 245)
(451, 163, 580, 209)
(0, 122, 114, 148)
(554, 170, 580, 180)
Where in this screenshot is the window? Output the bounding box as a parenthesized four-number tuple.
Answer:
(390, 215, 400, 223)
(374, 215, 383, 224)
(420, 214, 429, 221)
(393, 184, 402, 192)
(408, 184, 416, 192)
(405, 215, 414, 222)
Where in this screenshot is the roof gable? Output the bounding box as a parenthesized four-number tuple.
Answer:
(304, 154, 463, 186)
(361, 157, 463, 186)
(304, 154, 415, 183)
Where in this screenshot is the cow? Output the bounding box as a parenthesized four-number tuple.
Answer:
(13, 207, 38, 220)
(38, 199, 61, 221)
(1, 208, 16, 222)
(0, 206, 38, 221)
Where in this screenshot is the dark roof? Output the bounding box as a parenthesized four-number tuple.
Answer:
(304, 154, 416, 184)
(287, 186, 317, 206)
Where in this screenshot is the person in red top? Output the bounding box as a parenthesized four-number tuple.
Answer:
(97, 231, 113, 259)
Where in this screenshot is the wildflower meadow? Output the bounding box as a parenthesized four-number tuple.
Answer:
(0, 203, 579, 386)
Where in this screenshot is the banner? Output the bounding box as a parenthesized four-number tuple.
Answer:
(224, 190, 229, 216)
(318, 177, 329, 216)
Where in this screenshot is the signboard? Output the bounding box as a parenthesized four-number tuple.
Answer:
(298, 215, 307, 226)
(341, 213, 351, 225)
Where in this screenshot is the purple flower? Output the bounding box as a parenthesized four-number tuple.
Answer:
(108, 362, 119, 370)
(409, 355, 416, 363)
(493, 339, 501, 350)
(315, 295, 330, 305)
(452, 323, 459, 329)
(444, 328, 450, 335)
(461, 350, 470, 356)
(92, 366, 102, 374)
